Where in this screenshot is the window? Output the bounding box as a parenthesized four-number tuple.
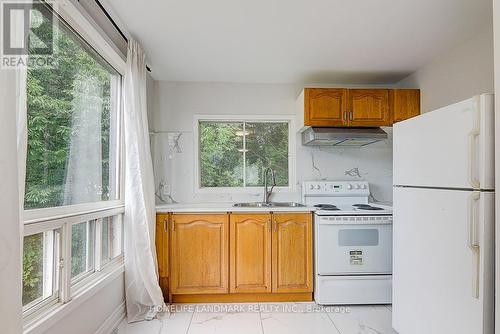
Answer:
(71, 221, 96, 280)
(197, 118, 292, 189)
(21, 3, 125, 320)
(24, 5, 120, 210)
(22, 230, 60, 311)
(100, 216, 123, 265)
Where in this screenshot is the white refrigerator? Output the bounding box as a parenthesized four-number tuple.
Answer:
(392, 94, 495, 334)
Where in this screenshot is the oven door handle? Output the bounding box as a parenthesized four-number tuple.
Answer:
(317, 219, 393, 225)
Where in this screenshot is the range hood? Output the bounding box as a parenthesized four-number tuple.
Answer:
(301, 127, 388, 147)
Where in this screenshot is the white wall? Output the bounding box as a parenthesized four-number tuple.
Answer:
(0, 66, 23, 334)
(43, 274, 124, 334)
(397, 23, 494, 113)
(492, 1, 500, 332)
(150, 81, 394, 204)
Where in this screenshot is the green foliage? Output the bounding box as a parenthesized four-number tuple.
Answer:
(23, 13, 117, 306)
(25, 14, 114, 210)
(22, 234, 43, 306)
(199, 121, 289, 188)
(71, 223, 89, 278)
(245, 122, 288, 186)
(200, 122, 243, 187)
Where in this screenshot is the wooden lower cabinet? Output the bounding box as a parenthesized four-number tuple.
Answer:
(272, 213, 313, 293)
(230, 214, 272, 293)
(169, 214, 229, 295)
(155, 213, 170, 301)
(161, 212, 313, 302)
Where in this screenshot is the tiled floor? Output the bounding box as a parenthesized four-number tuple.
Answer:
(117, 303, 397, 334)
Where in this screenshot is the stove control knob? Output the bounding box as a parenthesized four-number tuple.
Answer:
(362, 184, 367, 189)
(315, 185, 321, 190)
(309, 184, 314, 190)
(356, 184, 361, 189)
(347, 184, 353, 190)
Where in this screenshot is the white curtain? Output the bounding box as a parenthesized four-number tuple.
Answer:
(0, 9, 30, 333)
(123, 39, 165, 322)
(63, 73, 103, 205)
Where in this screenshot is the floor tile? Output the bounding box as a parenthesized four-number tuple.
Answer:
(188, 310, 262, 334)
(158, 310, 194, 334)
(117, 318, 162, 334)
(260, 303, 340, 334)
(117, 303, 396, 334)
(327, 305, 397, 334)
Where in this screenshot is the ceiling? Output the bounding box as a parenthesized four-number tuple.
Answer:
(105, 0, 492, 84)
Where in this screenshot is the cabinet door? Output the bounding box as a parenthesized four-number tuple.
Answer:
(230, 214, 272, 293)
(391, 89, 420, 123)
(272, 213, 313, 293)
(170, 214, 228, 294)
(155, 213, 170, 301)
(348, 89, 390, 126)
(305, 88, 347, 126)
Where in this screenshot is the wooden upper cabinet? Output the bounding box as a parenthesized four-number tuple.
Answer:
(348, 89, 390, 126)
(390, 89, 420, 123)
(298, 88, 420, 128)
(304, 88, 347, 126)
(170, 214, 228, 294)
(272, 213, 313, 293)
(229, 214, 272, 293)
(155, 213, 170, 301)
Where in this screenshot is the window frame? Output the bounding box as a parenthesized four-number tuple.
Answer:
(21, 0, 126, 329)
(193, 114, 296, 193)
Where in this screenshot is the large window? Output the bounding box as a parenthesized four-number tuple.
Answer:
(22, 3, 124, 320)
(24, 6, 120, 210)
(197, 118, 292, 189)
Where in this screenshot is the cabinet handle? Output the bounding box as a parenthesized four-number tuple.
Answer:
(164, 218, 168, 232)
(268, 219, 272, 232)
(273, 220, 277, 232)
(349, 111, 353, 120)
(343, 111, 347, 120)
(468, 191, 480, 299)
(468, 96, 480, 189)
(171, 220, 176, 231)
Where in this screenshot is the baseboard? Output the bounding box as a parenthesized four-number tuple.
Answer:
(172, 292, 313, 303)
(95, 301, 126, 334)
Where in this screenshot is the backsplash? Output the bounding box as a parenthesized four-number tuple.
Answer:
(151, 129, 393, 204)
(149, 81, 393, 205)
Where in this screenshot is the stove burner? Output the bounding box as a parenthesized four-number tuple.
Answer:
(314, 204, 340, 211)
(353, 204, 384, 211)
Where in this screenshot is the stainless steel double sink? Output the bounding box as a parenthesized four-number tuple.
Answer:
(233, 202, 305, 208)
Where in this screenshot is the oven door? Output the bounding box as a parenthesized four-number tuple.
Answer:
(316, 215, 393, 275)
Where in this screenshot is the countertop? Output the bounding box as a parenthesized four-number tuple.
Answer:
(156, 203, 316, 213)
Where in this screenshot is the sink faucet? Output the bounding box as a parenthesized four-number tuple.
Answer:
(263, 167, 277, 204)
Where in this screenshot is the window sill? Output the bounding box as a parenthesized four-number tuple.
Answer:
(194, 186, 296, 194)
(23, 258, 124, 334)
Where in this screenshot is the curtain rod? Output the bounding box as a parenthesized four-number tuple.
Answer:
(93, 0, 152, 73)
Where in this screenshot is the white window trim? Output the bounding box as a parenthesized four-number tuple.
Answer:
(22, 208, 125, 321)
(23, 259, 124, 334)
(54, 0, 126, 75)
(193, 114, 296, 194)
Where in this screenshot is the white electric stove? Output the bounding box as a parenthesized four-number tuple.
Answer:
(303, 181, 393, 305)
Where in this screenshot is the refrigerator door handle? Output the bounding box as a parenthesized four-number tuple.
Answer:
(468, 191, 480, 299)
(468, 96, 481, 190)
